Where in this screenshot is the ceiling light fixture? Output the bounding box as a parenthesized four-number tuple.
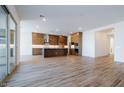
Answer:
(40, 14, 46, 22)
(36, 25, 39, 29)
(42, 17, 46, 22)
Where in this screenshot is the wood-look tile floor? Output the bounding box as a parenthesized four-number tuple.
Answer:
(6, 55, 124, 87)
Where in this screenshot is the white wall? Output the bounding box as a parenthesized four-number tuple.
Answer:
(83, 31, 95, 57)
(20, 26, 32, 55)
(95, 31, 110, 57)
(20, 31, 32, 55)
(114, 21, 124, 62)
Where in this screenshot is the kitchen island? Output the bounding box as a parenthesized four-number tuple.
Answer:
(43, 48, 68, 57)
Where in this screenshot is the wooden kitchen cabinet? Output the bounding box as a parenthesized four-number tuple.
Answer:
(32, 32, 44, 45)
(49, 35, 59, 45)
(32, 48, 42, 55)
(59, 36, 67, 45)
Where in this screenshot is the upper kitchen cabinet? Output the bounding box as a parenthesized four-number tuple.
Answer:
(49, 35, 59, 45)
(59, 36, 67, 45)
(71, 32, 80, 43)
(32, 32, 45, 45)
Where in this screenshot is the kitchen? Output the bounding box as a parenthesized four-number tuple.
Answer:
(32, 32, 82, 58)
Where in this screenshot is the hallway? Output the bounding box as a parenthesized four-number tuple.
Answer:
(6, 56, 124, 87)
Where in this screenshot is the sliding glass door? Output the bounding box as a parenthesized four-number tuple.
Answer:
(0, 6, 17, 84)
(8, 15, 16, 72)
(0, 6, 8, 81)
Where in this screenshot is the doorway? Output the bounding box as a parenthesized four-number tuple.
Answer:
(95, 28, 114, 57)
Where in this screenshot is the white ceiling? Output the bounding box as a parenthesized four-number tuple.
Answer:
(15, 5, 124, 35)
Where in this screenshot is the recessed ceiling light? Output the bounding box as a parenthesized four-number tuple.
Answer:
(78, 27, 82, 31)
(42, 18, 46, 22)
(55, 28, 59, 32)
(36, 25, 39, 29)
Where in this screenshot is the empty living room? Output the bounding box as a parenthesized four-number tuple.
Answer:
(1, 0, 124, 93)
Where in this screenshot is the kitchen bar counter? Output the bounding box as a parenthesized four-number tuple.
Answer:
(43, 48, 68, 57)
